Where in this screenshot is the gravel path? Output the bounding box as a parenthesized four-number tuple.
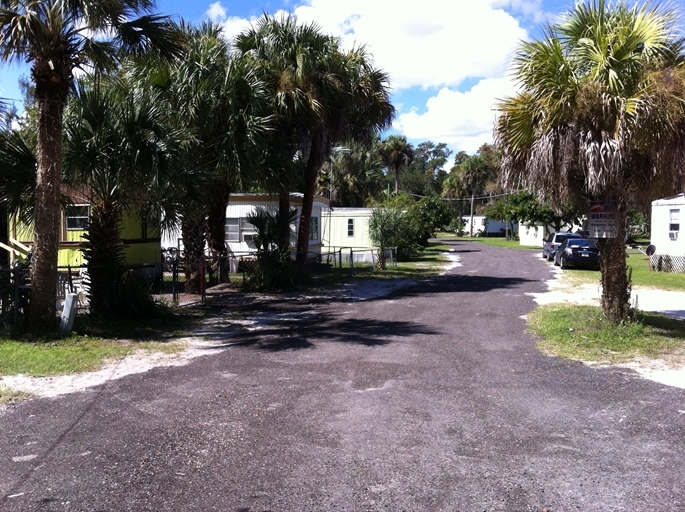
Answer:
(1, 241, 685, 511)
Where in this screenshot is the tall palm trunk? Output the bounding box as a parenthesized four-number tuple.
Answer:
(206, 185, 229, 258)
(82, 199, 125, 316)
(597, 201, 631, 323)
(469, 190, 475, 236)
(278, 186, 291, 254)
(30, 64, 69, 327)
(296, 137, 325, 264)
(394, 164, 400, 195)
(181, 208, 206, 293)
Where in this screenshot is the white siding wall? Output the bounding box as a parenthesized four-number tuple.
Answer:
(519, 223, 547, 247)
(226, 197, 325, 256)
(651, 196, 685, 256)
(321, 208, 375, 263)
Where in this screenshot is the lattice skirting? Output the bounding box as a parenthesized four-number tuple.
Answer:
(649, 253, 685, 273)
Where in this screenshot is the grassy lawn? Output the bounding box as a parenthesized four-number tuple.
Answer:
(436, 232, 531, 250)
(530, 246, 685, 364)
(529, 304, 685, 364)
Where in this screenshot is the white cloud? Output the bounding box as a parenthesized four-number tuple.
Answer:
(394, 76, 518, 153)
(206, 2, 227, 21)
(291, 0, 527, 90)
(207, 0, 534, 154)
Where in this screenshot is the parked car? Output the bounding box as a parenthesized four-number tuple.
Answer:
(542, 231, 583, 261)
(554, 238, 601, 270)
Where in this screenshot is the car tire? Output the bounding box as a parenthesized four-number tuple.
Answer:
(553, 255, 560, 266)
(560, 256, 568, 269)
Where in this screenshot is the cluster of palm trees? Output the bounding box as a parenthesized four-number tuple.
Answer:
(0, 2, 394, 328)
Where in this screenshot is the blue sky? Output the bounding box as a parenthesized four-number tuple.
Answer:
(1, 0, 677, 157)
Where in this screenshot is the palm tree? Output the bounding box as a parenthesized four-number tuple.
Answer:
(458, 155, 492, 236)
(379, 135, 414, 195)
(131, 22, 272, 287)
(0, 0, 183, 328)
(235, 14, 394, 264)
(495, 0, 685, 323)
(63, 76, 184, 317)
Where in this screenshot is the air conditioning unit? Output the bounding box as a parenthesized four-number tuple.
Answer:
(669, 231, 678, 241)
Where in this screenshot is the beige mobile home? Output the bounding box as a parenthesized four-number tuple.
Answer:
(321, 207, 376, 263)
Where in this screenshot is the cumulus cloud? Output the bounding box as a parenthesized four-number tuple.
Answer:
(207, 0, 537, 153)
(395, 76, 519, 153)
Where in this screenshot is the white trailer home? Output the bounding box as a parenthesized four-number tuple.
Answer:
(650, 193, 685, 272)
(224, 193, 330, 259)
(320, 207, 376, 263)
(160, 193, 330, 260)
(461, 216, 516, 237)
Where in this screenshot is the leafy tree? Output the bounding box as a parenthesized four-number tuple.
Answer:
(411, 197, 452, 244)
(402, 141, 452, 197)
(485, 191, 582, 237)
(495, 0, 685, 323)
(379, 135, 414, 195)
(0, 0, 183, 328)
(245, 207, 298, 289)
(235, 14, 394, 265)
(318, 141, 385, 207)
(457, 155, 492, 236)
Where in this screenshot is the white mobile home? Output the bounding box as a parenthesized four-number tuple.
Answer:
(650, 194, 685, 271)
(225, 193, 329, 258)
(320, 207, 376, 263)
(461, 216, 516, 237)
(161, 193, 330, 259)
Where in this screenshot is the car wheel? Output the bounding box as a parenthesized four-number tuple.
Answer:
(560, 256, 568, 269)
(553, 255, 560, 266)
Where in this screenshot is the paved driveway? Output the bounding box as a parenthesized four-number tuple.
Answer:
(1, 241, 684, 511)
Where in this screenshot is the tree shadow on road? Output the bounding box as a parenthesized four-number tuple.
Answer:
(201, 312, 440, 352)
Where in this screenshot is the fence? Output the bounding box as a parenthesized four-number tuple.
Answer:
(0, 266, 30, 326)
(320, 247, 397, 270)
(649, 253, 685, 273)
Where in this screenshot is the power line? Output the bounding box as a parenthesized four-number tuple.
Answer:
(410, 191, 515, 202)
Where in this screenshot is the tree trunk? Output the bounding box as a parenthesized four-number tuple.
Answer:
(469, 191, 475, 237)
(597, 203, 631, 323)
(278, 186, 291, 254)
(30, 86, 65, 328)
(82, 199, 125, 317)
(296, 137, 326, 265)
(182, 208, 206, 294)
(206, 185, 229, 258)
(394, 164, 400, 195)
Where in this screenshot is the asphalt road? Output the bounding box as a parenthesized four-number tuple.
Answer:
(2, 240, 685, 512)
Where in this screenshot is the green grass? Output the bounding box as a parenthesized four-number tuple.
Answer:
(0, 336, 184, 378)
(528, 304, 685, 363)
(437, 232, 534, 250)
(627, 251, 685, 291)
(551, 250, 685, 291)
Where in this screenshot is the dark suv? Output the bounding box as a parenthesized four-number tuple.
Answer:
(542, 231, 583, 261)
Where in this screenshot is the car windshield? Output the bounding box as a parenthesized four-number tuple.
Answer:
(557, 233, 581, 241)
(567, 240, 597, 249)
